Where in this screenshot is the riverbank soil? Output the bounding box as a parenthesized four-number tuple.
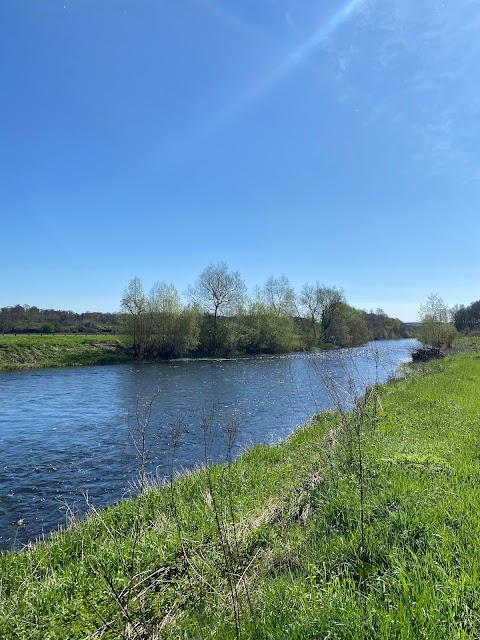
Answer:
(0, 334, 129, 370)
(1, 344, 480, 638)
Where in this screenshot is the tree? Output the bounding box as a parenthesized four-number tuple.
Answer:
(346, 306, 371, 346)
(297, 282, 322, 346)
(147, 281, 181, 356)
(186, 262, 247, 354)
(237, 301, 298, 354)
(324, 302, 370, 347)
(297, 282, 344, 347)
(147, 282, 199, 357)
(362, 310, 410, 340)
(418, 293, 456, 348)
(255, 275, 296, 317)
(120, 277, 148, 358)
(298, 280, 346, 344)
(453, 300, 480, 333)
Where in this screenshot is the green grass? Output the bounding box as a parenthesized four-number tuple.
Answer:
(452, 335, 480, 354)
(0, 334, 130, 370)
(2, 343, 480, 638)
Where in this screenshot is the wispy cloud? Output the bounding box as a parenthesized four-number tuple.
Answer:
(325, 0, 480, 181)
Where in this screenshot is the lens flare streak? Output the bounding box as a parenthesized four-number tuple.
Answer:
(206, 0, 367, 130)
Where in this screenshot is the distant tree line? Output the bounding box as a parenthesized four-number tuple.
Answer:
(452, 300, 480, 334)
(120, 263, 411, 359)
(1, 264, 414, 353)
(0, 305, 117, 334)
(361, 309, 410, 341)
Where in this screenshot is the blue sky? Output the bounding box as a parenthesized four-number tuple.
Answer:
(1, 0, 479, 321)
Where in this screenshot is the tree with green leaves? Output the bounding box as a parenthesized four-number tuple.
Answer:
(250, 275, 298, 351)
(418, 293, 457, 348)
(120, 276, 148, 358)
(315, 286, 345, 344)
(147, 282, 199, 357)
(324, 302, 370, 347)
(238, 301, 298, 354)
(452, 300, 480, 333)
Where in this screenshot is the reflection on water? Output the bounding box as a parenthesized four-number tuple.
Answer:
(0, 339, 415, 549)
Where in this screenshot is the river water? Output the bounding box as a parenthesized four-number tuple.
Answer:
(0, 339, 415, 550)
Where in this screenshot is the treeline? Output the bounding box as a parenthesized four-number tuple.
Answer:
(120, 263, 411, 359)
(0, 305, 117, 334)
(452, 300, 480, 334)
(362, 310, 409, 341)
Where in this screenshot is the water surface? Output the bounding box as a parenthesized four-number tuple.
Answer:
(0, 339, 415, 549)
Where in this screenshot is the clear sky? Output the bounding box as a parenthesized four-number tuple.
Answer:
(1, 0, 479, 321)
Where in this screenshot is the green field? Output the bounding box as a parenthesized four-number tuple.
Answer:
(1, 343, 480, 638)
(0, 334, 130, 370)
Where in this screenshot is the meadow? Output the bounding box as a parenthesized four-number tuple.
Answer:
(1, 341, 480, 638)
(0, 334, 130, 370)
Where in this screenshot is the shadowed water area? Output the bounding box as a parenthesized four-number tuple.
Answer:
(0, 339, 415, 549)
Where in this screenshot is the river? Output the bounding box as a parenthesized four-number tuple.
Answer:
(0, 339, 415, 550)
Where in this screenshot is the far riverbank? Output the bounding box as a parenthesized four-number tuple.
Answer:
(0, 334, 129, 370)
(0, 333, 412, 372)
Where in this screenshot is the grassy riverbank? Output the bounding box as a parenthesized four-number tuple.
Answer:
(2, 346, 480, 638)
(0, 334, 334, 371)
(0, 333, 408, 372)
(0, 334, 130, 370)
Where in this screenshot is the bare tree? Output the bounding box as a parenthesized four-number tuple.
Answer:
(298, 282, 345, 345)
(120, 277, 147, 358)
(255, 275, 296, 317)
(298, 281, 323, 344)
(187, 262, 247, 354)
